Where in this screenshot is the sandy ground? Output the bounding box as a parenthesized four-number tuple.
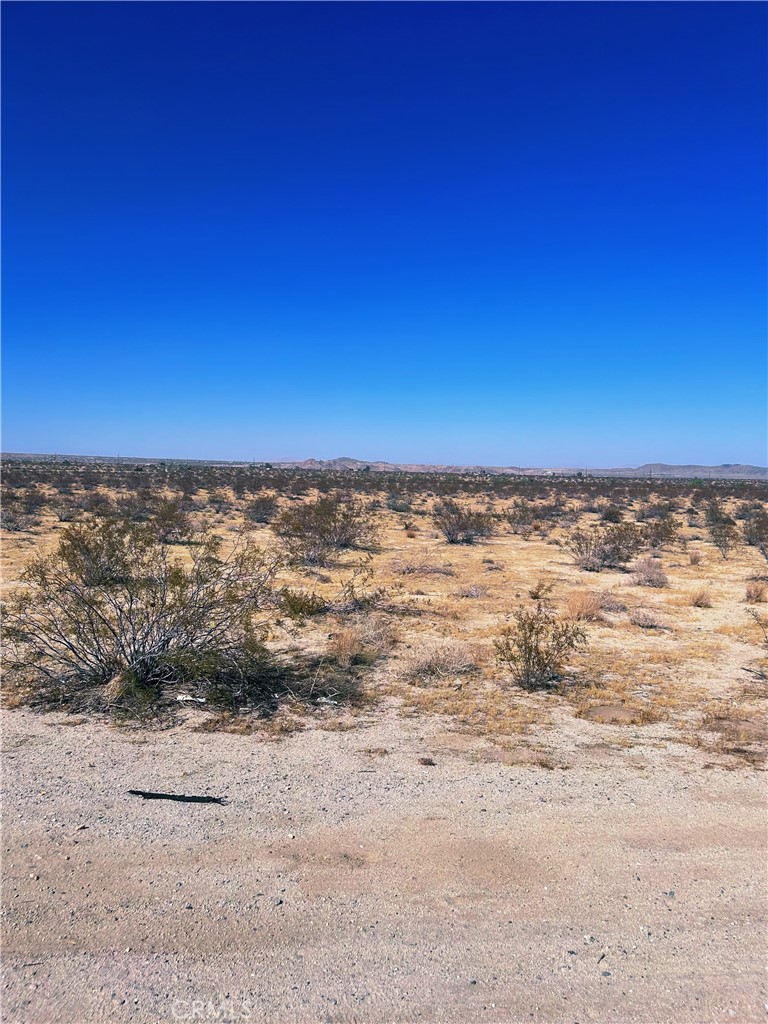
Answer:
(2, 707, 766, 1024)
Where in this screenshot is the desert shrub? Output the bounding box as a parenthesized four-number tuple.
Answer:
(209, 487, 234, 513)
(742, 512, 768, 562)
(332, 560, 389, 614)
(708, 519, 740, 560)
(632, 556, 669, 588)
(386, 493, 412, 513)
(272, 492, 378, 565)
(643, 516, 680, 550)
(390, 557, 455, 577)
(704, 499, 740, 559)
(279, 588, 328, 619)
(494, 601, 587, 689)
(50, 501, 82, 523)
(83, 492, 116, 517)
(629, 609, 666, 630)
(115, 491, 159, 523)
(454, 584, 489, 599)
(433, 500, 495, 544)
(689, 586, 713, 608)
(402, 638, 477, 682)
(244, 495, 279, 524)
(600, 503, 624, 523)
(748, 609, 768, 653)
(564, 590, 607, 621)
(506, 499, 535, 534)
(151, 498, 195, 544)
(636, 501, 677, 522)
(689, 549, 702, 566)
(568, 523, 644, 571)
(598, 590, 627, 613)
(328, 613, 397, 668)
(20, 486, 49, 514)
(1, 516, 278, 713)
(745, 580, 767, 604)
(528, 578, 555, 602)
(0, 508, 40, 532)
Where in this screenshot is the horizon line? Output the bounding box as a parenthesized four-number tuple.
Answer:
(2, 451, 766, 474)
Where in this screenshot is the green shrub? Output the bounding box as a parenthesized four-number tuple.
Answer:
(279, 587, 328, 620)
(643, 516, 680, 550)
(272, 492, 378, 565)
(600, 503, 624, 523)
(151, 498, 195, 544)
(568, 523, 644, 571)
(743, 511, 768, 562)
(244, 495, 279, 524)
(494, 601, 587, 689)
(2, 516, 278, 713)
(433, 499, 495, 544)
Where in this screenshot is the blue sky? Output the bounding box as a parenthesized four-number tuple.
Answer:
(3, 2, 766, 466)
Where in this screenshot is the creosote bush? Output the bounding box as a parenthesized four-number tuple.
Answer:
(743, 512, 768, 562)
(568, 523, 644, 571)
(705, 499, 740, 560)
(494, 601, 587, 689)
(244, 495, 279, 524)
(643, 517, 680, 550)
(272, 492, 377, 565)
(432, 500, 495, 544)
(2, 516, 278, 712)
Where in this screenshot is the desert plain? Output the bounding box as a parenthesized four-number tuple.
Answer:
(1, 460, 766, 1023)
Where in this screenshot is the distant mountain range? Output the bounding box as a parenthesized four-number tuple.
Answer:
(274, 457, 767, 479)
(2, 453, 766, 479)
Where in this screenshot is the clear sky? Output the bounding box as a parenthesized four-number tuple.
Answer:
(3, 1, 766, 467)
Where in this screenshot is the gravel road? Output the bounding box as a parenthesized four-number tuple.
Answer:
(2, 708, 765, 1023)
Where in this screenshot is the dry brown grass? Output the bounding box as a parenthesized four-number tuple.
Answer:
(745, 580, 767, 604)
(688, 586, 713, 608)
(564, 589, 607, 621)
(327, 613, 398, 668)
(629, 608, 667, 630)
(401, 637, 479, 683)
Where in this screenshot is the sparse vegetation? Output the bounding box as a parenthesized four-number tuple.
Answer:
(1, 456, 766, 762)
(568, 523, 645, 571)
(2, 516, 278, 713)
(328, 614, 398, 668)
(432, 499, 495, 544)
(402, 638, 478, 682)
(564, 589, 608, 621)
(745, 580, 767, 604)
(632, 556, 669, 588)
(705, 499, 740, 559)
(494, 600, 588, 689)
(629, 608, 666, 630)
(272, 492, 378, 564)
(689, 586, 713, 608)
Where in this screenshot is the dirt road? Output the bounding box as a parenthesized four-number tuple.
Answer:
(2, 709, 765, 1023)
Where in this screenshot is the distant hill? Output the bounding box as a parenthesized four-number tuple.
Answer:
(275, 457, 767, 480)
(2, 453, 765, 479)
